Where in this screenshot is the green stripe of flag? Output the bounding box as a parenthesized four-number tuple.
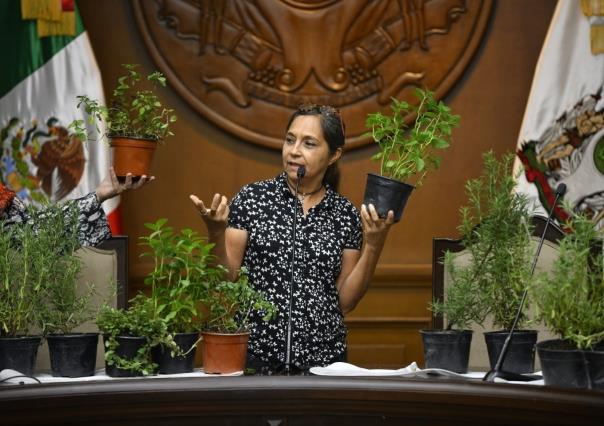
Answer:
(0, 0, 85, 98)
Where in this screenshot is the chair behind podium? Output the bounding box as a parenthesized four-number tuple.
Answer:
(431, 216, 564, 372)
(35, 236, 129, 373)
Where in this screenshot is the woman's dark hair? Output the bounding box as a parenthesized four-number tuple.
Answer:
(285, 104, 346, 191)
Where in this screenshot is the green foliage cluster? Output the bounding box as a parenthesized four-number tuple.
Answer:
(96, 295, 167, 376)
(95, 218, 276, 375)
(139, 218, 221, 334)
(0, 220, 43, 336)
(532, 210, 604, 350)
(71, 64, 176, 143)
(366, 88, 460, 185)
(204, 268, 277, 334)
(0, 203, 96, 337)
(432, 151, 534, 330)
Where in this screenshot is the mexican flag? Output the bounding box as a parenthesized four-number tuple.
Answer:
(0, 0, 121, 234)
(515, 0, 604, 227)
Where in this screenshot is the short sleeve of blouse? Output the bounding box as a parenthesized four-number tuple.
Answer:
(344, 206, 363, 250)
(228, 185, 252, 231)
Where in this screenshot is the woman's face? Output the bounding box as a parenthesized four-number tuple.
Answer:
(282, 115, 340, 184)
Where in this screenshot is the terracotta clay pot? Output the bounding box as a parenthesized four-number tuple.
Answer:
(201, 331, 249, 374)
(110, 137, 157, 178)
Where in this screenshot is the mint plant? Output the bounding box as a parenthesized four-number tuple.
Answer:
(70, 64, 176, 143)
(366, 88, 460, 186)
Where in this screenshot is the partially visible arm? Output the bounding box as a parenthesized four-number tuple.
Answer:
(336, 204, 394, 314)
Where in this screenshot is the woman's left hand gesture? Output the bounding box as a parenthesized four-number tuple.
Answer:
(95, 167, 155, 203)
(360, 204, 395, 251)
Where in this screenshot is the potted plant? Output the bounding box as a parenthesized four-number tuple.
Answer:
(532, 211, 604, 389)
(96, 295, 167, 377)
(452, 151, 537, 374)
(202, 268, 276, 374)
(0, 220, 44, 376)
(422, 249, 489, 373)
(139, 219, 220, 374)
(71, 63, 177, 179)
(36, 203, 100, 378)
(364, 88, 460, 221)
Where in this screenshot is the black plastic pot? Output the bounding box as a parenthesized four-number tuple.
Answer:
(103, 335, 146, 377)
(47, 333, 98, 377)
(0, 336, 41, 376)
(152, 332, 198, 374)
(484, 330, 537, 374)
(537, 339, 588, 388)
(420, 329, 473, 373)
(363, 173, 414, 222)
(584, 343, 604, 390)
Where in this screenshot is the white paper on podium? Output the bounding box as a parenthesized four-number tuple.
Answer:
(309, 362, 543, 384)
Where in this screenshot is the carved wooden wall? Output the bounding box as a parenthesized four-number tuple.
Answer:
(133, 0, 492, 150)
(78, 0, 557, 368)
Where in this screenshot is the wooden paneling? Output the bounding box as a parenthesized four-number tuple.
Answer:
(77, 0, 558, 368)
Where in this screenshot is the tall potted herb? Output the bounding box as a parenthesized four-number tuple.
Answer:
(139, 219, 220, 374)
(36, 203, 100, 377)
(71, 64, 176, 179)
(0, 221, 44, 375)
(202, 269, 276, 374)
(454, 151, 537, 374)
(422, 249, 489, 373)
(532, 211, 604, 389)
(364, 88, 459, 221)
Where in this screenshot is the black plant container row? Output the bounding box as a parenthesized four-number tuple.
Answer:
(0, 332, 198, 378)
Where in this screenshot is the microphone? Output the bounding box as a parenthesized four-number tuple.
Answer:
(483, 183, 566, 382)
(284, 166, 305, 374)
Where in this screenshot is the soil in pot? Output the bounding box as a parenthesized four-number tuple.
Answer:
(202, 332, 249, 374)
(484, 330, 537, 374)
(47, 333, 98, 377)
(420, 329, 473, 373)
(152, 332, 199, 374)
(0, 336, 42, 376)
(103, 335, 147, 377)
(110, 137, 157, 180)
(363, 173, 414, 222)
(537, 339, 589, 389)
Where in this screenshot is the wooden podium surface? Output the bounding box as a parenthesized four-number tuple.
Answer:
(1, 375, 603, 425)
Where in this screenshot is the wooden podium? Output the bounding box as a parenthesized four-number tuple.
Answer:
(1, 375, 603, 425)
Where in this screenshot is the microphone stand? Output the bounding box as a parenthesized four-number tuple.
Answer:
(483, 184, 566, 382)
(284, 166, 305, 375)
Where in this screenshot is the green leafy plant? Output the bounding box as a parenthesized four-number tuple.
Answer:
(96, 295, 167, 375)
(204, 268, 276, 334)
(430, 250, 489, 330)
(70, 64, 177, 143)
(531, 210, 604, 350)
(139, 218, 221, 334)
(35, 203, 99, 335)
(0, 203, 92, 337)
(0, 220, 43, 337)
(366, 88, 460, 185)
(443, 151, 533, 330)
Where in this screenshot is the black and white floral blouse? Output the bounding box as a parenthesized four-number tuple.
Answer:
(229, 173, 363, 368)
(1, 192, 111, 247)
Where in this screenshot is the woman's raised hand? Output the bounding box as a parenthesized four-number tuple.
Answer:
(360, 203, 394, 251)
(189, 193, 229, 231)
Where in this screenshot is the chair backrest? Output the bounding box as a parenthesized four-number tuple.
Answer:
(35, 236, 129, 373)
(431, 216, 564, 371)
